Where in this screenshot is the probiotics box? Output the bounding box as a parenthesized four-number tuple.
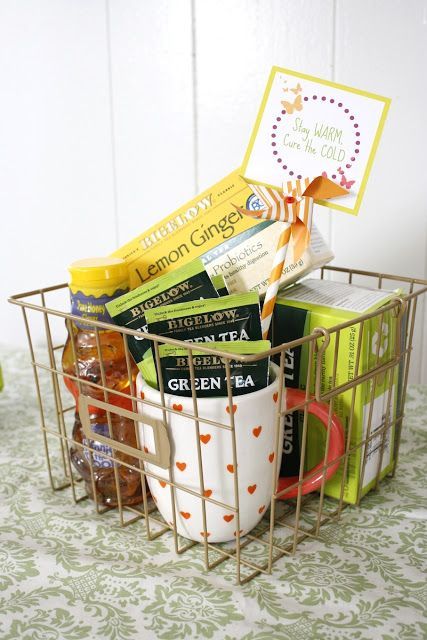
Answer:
(272, 279, 399, 504)
(112, 169, 333, 296)
(202, 220, 333, 295)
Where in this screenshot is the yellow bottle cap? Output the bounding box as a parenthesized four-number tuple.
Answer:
(68, 257, 129, 290)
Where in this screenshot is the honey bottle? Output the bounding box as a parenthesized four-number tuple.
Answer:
(62, 257, 142, 506)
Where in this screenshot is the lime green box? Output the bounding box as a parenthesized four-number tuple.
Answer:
(274, 279, 399, 504)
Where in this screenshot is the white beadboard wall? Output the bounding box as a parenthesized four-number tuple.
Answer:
(1, 0, 426, 382)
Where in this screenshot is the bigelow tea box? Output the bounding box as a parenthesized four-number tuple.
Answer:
(112, 169, 333, 296)
(273, 279, 399, 504)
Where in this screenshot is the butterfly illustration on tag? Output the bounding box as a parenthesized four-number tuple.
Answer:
(339, 175, 355, 189)
(322, 168, 356, 190)
(337, 167, 355, 189)
(283, 83, 302, 95)
(281, 94, 303, 114)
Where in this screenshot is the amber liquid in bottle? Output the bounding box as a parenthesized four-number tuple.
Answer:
(62, 258, 142, 507)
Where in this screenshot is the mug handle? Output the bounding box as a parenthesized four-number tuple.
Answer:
(277, 388, 345, 500)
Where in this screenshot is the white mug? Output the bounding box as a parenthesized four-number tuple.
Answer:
(136, 363, 285, 543)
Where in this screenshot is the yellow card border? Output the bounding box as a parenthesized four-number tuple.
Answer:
(241, 66, 391, 216)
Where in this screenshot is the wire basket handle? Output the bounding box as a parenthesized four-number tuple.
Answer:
(79, 395, 171, 469)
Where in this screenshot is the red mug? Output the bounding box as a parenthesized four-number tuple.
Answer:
(277, 388, 345, 499)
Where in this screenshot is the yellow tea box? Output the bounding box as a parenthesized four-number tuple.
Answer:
(112, 170, 257, 289)
(112, 169, 333, 296)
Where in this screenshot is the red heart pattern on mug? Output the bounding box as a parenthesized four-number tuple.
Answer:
(138, 363, 286, 543)
(226, 404, 237, 414)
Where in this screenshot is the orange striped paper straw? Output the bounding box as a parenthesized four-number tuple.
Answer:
(235, 178, 313, 339)
(260, 182, 313, 338)
(260, 224, 292, 338)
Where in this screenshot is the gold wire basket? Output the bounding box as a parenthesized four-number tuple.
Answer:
(8, 265, 427, 585)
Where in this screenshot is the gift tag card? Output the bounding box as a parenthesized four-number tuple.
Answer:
(242, 67, 390, 215)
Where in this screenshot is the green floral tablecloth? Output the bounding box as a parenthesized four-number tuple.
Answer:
(0, 345, 426, 640)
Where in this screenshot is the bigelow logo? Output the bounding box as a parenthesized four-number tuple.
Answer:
(167, 308, 238, 330)
(175, 354, 222, 367)
(130, 281, 192, 318)
(139, 195, 213, 250)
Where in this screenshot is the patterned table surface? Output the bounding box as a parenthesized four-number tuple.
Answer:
(0, 345, 426, 640)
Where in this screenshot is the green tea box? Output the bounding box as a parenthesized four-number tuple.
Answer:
(273, 279, 399, 504)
